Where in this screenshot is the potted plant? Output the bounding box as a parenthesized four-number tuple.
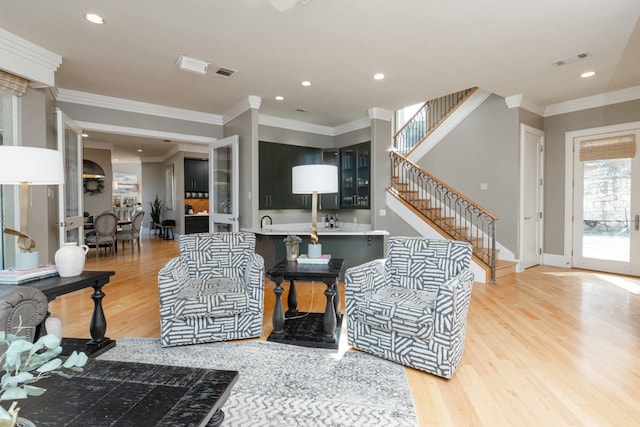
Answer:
(0, 332, 87, 426)
(149, 195, 162, 231)
(283, 235, 301, 261)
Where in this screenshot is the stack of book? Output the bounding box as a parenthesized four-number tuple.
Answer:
(0, 265, 58, 285)
(296, 254, 332, 265)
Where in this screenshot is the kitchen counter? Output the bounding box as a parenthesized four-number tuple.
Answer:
(242, 222, 388, 236)
(184, 213, 209, 217)
(243, 223, 388, 276)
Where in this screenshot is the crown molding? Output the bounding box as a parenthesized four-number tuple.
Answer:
(333, 117, 371, 135)
(368, 107, 393, 121)
(222, 95, 262, 124)
(258, 114, 335, 136)
(544, 85, 640, 117)
(0, 27, 61, 87)
(504, 94, 544, 116)
(56, 89, 224, 125)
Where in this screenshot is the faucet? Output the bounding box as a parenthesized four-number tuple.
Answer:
(260, 215, 272, 228)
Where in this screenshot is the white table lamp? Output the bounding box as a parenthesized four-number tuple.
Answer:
(292, 164, 338, 258)
(0, 146, 64, 270)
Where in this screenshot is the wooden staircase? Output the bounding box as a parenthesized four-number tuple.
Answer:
(390, 173, 515, 283)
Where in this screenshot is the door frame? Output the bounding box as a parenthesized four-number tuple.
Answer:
(519, 124, 545, 270)
(564, 120, 640, 269)
(56, 108, 84, 247)
(209, 135, 239, 232)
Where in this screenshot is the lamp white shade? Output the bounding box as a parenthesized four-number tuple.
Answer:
(0, 146, 64, 184)
(291, 165, 338, 194)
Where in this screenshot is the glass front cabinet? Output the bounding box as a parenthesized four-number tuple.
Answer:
(340, 142, 370, 209)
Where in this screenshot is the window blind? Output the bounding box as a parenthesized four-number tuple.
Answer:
(0, 70, 28, 96)
(579, 134, 636, 161)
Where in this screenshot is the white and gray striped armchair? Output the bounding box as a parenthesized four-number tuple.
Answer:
(158, 232, 264, 347)
(345, 237, 473, 379)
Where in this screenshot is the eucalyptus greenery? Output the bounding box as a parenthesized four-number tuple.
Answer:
(0, 332, 87, 426)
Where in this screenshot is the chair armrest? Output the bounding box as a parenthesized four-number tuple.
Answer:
(244, 252, 265, 296)
(0, 285, 48, 342)
(433, 268, 474, 324)
(345, 259, 387, 306)
(158, 256, 191, 306)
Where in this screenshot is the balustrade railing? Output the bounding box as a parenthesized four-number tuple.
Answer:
(389, 151, 498, 283)
(394, 87, 476, 154)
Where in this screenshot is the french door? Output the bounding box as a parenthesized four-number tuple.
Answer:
(572, 124, 640, 276)
(56, 108, 84, 246)
(209, 135, 239, 232)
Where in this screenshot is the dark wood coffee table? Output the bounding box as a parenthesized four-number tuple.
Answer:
(17, 359, 238, 426)
(23, 270, 116, 356)
(266, 258, 344, 349)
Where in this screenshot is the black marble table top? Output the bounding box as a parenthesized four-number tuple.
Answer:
(266, 258, 344, 280)
(16, 359, 239, 426)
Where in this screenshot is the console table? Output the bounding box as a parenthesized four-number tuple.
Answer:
(266, 258, 344, 349)
(16, 359, 238, 426)
(24, 270, 116, 356)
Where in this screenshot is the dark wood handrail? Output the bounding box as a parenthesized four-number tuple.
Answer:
(391, 150, 499, 221)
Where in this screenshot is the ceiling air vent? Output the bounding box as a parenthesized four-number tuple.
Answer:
(214, 66, 237, 79)
(553, 51, 590, 67)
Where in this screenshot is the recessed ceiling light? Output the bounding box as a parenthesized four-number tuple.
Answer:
(84, 13, 105, 24)
(275, 96, 284, 101)
(81, 133, 88, 138)
(301, 81, 312, 87)
(580, 71, 596, 78)
(113, 158, 119, 162)
(137, 149, 143, 152)
(373, 73, 385, 80)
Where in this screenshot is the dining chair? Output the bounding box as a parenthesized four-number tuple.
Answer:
(85, 212, 117, 259)
(115, 210, 145, 253)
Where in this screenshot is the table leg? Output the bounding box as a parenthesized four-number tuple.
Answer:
(272, 278, 285, 336)
(322, 279, 337, 343)
(286, 279, 298, 315)
(87, 283, 110, 346)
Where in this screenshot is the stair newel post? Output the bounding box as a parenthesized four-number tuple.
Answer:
(490, 220, 497, 284)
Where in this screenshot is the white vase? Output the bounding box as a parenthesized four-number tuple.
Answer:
(54, 242, 89, 277)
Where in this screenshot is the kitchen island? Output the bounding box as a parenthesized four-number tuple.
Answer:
(242, 223, 388, 275)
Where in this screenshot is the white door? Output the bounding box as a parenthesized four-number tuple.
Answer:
(572, 125, 640, 276)
(520, 125, 544, 269)
(56, 108, 84, 246)
(209, 135, 239, 232)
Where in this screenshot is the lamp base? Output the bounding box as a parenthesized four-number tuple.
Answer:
(308, 244, 322, 259)
(15, 251, 40, 271)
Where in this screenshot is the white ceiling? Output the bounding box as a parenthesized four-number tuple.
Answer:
(1, 0, 639, 158)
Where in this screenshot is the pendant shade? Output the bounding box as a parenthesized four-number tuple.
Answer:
(83, 159, 106, 178)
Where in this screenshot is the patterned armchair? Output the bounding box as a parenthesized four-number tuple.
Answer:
(345, 237, 474, 379)
(158, 232, 265, 347)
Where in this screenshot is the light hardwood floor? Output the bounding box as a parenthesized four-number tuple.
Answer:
(49, 233, 640, 426)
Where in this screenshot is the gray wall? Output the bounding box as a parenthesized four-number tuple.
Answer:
(83, 148, 114, 216)
(225, 109, 258, 229)
(142, 162, 164, 229)
(543, 99, 640, 254)
(418, 95, 520, 254)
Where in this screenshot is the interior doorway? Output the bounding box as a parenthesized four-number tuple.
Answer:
(520, 124, 544, 269)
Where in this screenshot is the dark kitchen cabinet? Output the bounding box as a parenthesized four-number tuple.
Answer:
(185, 215, 209, 234)
(259, 141, 321, 209)
(320, 149, 339, 210)
(184, 159, 209, 195)
(340, 142, 370, 209)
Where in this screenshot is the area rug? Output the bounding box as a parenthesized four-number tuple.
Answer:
(98, 338, 418, 426)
